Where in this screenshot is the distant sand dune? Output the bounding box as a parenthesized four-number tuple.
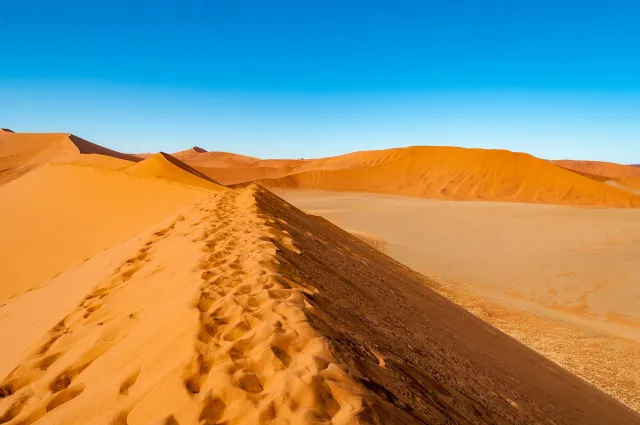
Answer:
(257, 147, 640, 207)
(0, 132, 140, 185)
(124, 152, 225, 190)
(553, 159, 640, 179)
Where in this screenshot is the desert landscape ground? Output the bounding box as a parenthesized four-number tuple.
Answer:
(1, 130, 639, 424)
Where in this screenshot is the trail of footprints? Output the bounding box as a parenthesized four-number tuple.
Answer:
(183, 189, 357, 424)
(0, 215, 182, 424)
(0, 188, 360, 424)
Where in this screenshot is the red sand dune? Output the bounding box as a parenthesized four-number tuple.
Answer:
(0, 132, 140, 185)
(255, 146, 640, 207)
(173, 147, 310, 185)
(124, 152, 225, 189)
(553, 159, 640, 179)
(617, 176, 640, 191)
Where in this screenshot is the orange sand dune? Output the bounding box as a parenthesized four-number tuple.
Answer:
(193, 165, 301, 186)
(0, 163, 220, 302)
(124, 152, 225, 190)
(1, 185, 637, 425)
(553, 159, 640, 179)
(257, 146, 640, 207)
(616, 176, 640, 193)
(0, 132, 140, 185)
(61, 154, 135, 170)
(174, 147, 310, 169)
(173, 148, 310, 185)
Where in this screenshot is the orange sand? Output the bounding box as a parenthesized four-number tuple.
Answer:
(1, 132, 639, 424)
(0, 164, 219, 302)
(617, 176, 640, 191)
(553, 160, 640, 179)
(257, 147, 640, 207)
(124, 152, 225, 190)
(1, 184, 637, 424)
(0, 132, 140, 185)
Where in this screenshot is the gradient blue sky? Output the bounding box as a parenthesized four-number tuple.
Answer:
(2, 0, 639, 162)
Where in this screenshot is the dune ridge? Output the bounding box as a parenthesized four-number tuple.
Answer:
(1, 185, 638, 424)
(125, 152, 225, 190)
(0, 132, 140, 185)
(255, 146, 640, 207)
(553, 160, 640, 179)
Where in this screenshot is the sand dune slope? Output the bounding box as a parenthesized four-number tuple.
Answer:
(258, 146, 640, 207)
(1, 185, 637, 425)
(0, 164, 218, 302)
(615, 177, 640, 194)
(553, 160, 640, 179)
(173, 148, 310, 185)
(0, 132, 140, 185)
(124, 152, 225, 190)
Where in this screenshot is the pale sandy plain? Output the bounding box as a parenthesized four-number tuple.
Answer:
(1, 130, 640, 424)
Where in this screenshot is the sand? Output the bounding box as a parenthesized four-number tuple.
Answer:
(171, 148, 309, 186)
(1, 185, 638, 424)
(0, 132, 140, 186)
(0, 163, 220, 302)
(553, 160, 640, 179)
(2, 133, 640, 424)
(257, 147, 640, 207)
(124, 152, 224, 190)
(278, 189, 640, 411)
(616, 177, 640, 194)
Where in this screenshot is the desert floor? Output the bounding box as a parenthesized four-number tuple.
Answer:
(277, 189, 640, 412)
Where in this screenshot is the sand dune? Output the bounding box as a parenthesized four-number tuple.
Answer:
(172, 145, 640, 207)
(257, 146, 640, 207)
(0, 132, 140, 185)
(0, 163, 220, 302)
(1, 185, 637, 424)
(614, 177, 640, 195)
(553, 159, 640, 179)
(124, 152, 225, 190)
(279, 189, 640, 411)
(173, 148, 310, 185)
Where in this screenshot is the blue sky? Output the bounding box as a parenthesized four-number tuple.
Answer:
(1, 0, 639, 162)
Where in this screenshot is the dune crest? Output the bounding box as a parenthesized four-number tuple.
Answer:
(553, 159, 640, 179)
(124, 152, 224, 190)
(0, 132, 140, 185)
(1, 185, 637, 424)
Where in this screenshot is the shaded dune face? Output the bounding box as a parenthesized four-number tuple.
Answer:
(553, 160, 640, 179)
(0, 132, 140, 185)
(1, 185, 637, 425)
(124, 152, 225, 189)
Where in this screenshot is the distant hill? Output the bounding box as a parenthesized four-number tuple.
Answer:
(255, 146, 640, 207)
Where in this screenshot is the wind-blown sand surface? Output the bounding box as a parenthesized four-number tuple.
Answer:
(553, 160, 640, 179)
(277, 189, 640, 412)
(179, 145, 640, 207)
(0, 131, 140, 185)
(2, 133, 639, 424)
(1, 185, 638, 424)
(0, 163, 221, 302)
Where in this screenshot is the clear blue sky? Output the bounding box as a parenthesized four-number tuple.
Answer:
(2, 0, 639, 162)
